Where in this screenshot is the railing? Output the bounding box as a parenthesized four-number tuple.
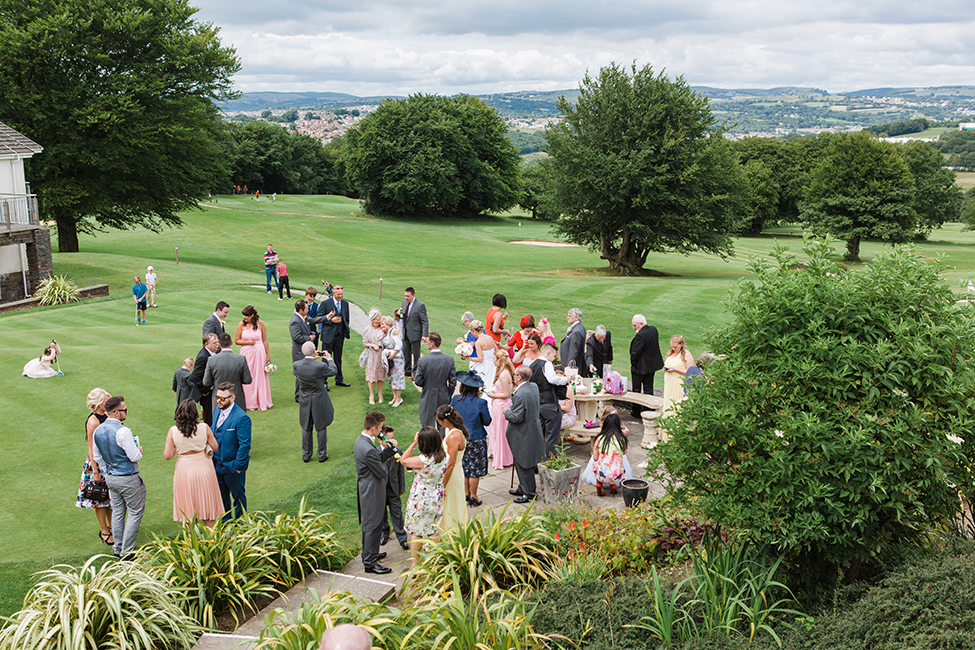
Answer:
(0, 194, 39, 230)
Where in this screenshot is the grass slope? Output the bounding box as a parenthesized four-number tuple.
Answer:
(4, 194, 975, 615)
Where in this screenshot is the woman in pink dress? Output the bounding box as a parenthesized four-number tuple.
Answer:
(485, 349, 515, 470)
(164, 399, 225, 527)
(235, 305, 273, 411)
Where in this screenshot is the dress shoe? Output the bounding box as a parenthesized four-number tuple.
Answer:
(303, 458, 311, 463)
(364, 564, 392, 575)
(377, 552, 387, 560)
(336, 381, 351, 387)
(319, 454, 329, 462)
(379, 532, 389, 546)
(400, 540, 411, 551)
(509, 488, 524, 496)
(513, 495, 535, 504)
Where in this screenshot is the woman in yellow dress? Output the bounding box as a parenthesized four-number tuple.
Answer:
(662, 335, 695, 419)
(435, 404, 468, 532)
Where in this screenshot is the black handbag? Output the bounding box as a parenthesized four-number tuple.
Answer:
(83, 480, 109, 502)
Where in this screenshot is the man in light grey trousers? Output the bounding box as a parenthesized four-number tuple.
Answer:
(92, 395, 145, 559)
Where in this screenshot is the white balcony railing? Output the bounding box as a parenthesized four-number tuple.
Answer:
(0, 194, 39, 230)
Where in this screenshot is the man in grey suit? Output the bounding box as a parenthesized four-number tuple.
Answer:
(560, 307, 588, 377)
(203, 302, 230, 338)
(400, 287, 428, 378)
(290, 299, 323, 401)
(294, 342, 337, 463)
(504, 366, 545, 503)
(203, 334, 252, 412)
(413, 333, 456, 429)
(354, 411, 399, 575)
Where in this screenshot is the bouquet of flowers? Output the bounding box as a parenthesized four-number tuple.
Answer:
(455, 342, 473, 358)
(264, 361, 278, 374)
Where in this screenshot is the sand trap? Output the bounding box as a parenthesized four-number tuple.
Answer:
(510, 240, 581, 247)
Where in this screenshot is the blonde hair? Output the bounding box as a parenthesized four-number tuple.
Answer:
(494, 348, 515, 379)
(86, 388, 111, 412)
(367, 308, 382, 322)
(381, 315, 395, 327)
(183, 357, 195, 370)
(469, 319, 484, 333)
(669, 334, 686, 357)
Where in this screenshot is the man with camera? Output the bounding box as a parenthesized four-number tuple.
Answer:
(294, 341, 337, 462)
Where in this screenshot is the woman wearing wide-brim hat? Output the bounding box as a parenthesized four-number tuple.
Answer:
(449, 370, 492, 507)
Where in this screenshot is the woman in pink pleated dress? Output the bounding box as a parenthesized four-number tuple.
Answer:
(485, 349, 515, 469)
(236, 305, 273, 411)
(164, 399, 225, 527)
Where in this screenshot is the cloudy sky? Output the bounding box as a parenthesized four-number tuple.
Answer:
(194, 0, 975, 96)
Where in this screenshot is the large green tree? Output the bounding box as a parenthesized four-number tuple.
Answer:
(901, 139, 962, 233)
(657, 238, 975, 581)
(801, 131, 915, 262)
(343, 94, 521, 217)
(0, 0, 239, 252)
(544, 63, 746, 275)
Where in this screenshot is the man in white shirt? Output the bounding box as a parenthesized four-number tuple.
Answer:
(145, 265, 157, 308)
(525, 337, 568, 457)
(92, 396, 144, 559)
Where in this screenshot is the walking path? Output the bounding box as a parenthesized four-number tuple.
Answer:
(192, 300, 667, 649)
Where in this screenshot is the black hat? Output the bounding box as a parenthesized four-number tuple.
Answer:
(455, 370, 484, 388)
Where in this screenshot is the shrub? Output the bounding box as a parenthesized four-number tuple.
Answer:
(407, 504, 555, 598)
(141, 503, 346, 629)
(656, 238, 975, 580)
(34, 275, 79, 306)
(0, 555, 199, 650)
(546, 497, 707, 575)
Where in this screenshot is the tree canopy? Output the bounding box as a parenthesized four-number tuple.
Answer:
(657, 237, 975, 581)
(543, 62, 746, 274)
(800, 132, 916, 262)
(343, 94, 522, 218)
(0, 0, 239, 252)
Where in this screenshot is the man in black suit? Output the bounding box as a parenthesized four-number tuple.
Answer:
(319, 285, 351, 387)
(400, 287, 428, 378)
(191, 333, 220, 425)
(559, 307, 588, 376)
(294, 342, 337, 462)
(586, 325, 613, 378)
(203, 302, 230, 338)
(629, 314, 663, 418)
(203, 334, 253, 412)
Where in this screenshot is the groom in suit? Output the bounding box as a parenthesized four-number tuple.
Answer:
(319, 285, 351, 387)
(212, 382, 252, 519)
(413, 332, 456, 429)
(294, 342, 337, 462)
(203, 334, 252, 412)
(401, 287, 428, 378)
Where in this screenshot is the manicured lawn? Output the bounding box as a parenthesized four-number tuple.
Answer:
(4, 193, 975, 616)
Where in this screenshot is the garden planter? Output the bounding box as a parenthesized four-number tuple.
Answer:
(621, 478, 650, 507)
(537, 463, 582, 504)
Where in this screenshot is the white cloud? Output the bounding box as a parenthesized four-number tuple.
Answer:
(194, 0, 975, 95)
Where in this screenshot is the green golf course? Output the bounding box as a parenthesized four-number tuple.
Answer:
(3, 193, 975, 615)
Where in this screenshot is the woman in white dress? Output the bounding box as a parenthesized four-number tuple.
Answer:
(465, 320, 497, 390)
(23, 340, 60, 378)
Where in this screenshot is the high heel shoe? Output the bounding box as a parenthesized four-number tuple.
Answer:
(610, 485, 618, 495)
(596, 484, 605, 497)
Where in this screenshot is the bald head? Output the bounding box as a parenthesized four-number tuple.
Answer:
(319, 624, 371, 650)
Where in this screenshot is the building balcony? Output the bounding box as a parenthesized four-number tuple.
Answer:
(0, 194, 39, 231)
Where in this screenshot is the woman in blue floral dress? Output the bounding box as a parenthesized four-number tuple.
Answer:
(399, 426, 447, 563)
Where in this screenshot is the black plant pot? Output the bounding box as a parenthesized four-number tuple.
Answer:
(621, 478, 650, 508)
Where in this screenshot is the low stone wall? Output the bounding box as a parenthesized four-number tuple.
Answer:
(0, 284, 109, 314)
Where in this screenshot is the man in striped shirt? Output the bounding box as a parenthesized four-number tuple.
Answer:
(263, 245, 280, 294)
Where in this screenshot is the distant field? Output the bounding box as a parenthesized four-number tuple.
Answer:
(956, 171, 975, 191)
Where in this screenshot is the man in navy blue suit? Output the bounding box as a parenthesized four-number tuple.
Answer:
(319, 285, 351, 387)
(212, 382, 252, 519)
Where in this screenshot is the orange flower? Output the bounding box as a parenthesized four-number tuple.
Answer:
(567, 522, 576, 531)
(555, 532, 560, 542)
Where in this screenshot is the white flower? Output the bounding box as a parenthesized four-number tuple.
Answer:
(774, 430, 784, 438)
(947, 434, 964, 445)
(892, 388, 908, 398)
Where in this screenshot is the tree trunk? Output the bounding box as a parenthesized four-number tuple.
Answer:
(844, 235, 861, 263)
(56, 218, 79, 253)
(599, 228, 644, 275)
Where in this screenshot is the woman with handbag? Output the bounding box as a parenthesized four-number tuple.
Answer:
(580, 411, 633, 496)
(75, 387, 113, 545)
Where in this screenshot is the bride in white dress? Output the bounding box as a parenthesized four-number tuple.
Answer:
(23, 340, 61, 378)
(466, 321, 497, 391)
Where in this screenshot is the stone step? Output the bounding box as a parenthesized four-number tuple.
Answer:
(191, 570, 396, 650)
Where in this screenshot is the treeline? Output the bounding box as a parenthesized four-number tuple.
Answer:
(936, 130, 975, 170)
